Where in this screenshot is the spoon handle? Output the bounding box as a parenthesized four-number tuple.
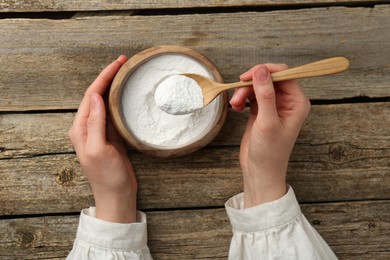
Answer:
(227, 57, 349, 89)
(271, 56, 349, 82)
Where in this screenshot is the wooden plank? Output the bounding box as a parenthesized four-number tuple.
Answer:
(0, 113, 74, 159)
(0, 6, 389, 111)
(1, 149, 389, 215)
(1, 200, 389, 259)
(1, 102, 389, 214)
(0, 216, 76, 259)
(0, 0, 385, 12)
(1, 138, 389, 215)
(0, 101, 389, 159)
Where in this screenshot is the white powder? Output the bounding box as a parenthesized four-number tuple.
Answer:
(121, 54, 221, 147)
(154, 75, 204, 115)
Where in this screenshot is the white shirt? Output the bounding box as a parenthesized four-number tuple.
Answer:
(67, 187, 337, 259)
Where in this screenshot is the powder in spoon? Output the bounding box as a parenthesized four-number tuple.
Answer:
(154, 75, 204, 115)
(121, 54, 222, 147)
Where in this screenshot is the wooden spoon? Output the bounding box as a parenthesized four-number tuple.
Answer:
(183, 56, 350, 107)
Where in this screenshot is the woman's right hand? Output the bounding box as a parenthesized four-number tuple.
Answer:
(230, 64, 311, 208)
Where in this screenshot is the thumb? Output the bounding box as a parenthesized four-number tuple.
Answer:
(86, 93, 107, 149)
(252, 65, 278, 125)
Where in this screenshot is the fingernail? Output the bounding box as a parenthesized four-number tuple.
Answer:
(255, 66, 269, 82)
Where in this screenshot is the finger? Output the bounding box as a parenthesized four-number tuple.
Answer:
(240, 70, 252, 81)
(266, 63, 289, 73)
(252, 65, 279, 125)
(86, 55, 128, 96)
(263, 63, 306, 104)
(230, 86, 253, 110)
(230, 67, 254, 110)
(231, 103, 246, 112)
(232, 63, 289, 110)
(86, 93, 107, 150)
(240, 63, 289, 80)
(74, 56, 128, 131)
(81, 55, 128, 112)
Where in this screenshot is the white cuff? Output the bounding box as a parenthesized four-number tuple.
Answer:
(225, 186, 301, 232)
(76, 207, 148, 251)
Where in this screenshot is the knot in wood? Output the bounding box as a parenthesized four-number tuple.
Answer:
(329, 143, 346, 162)
(17, 230, 35, 248)
(312, 219, 321, 225)
(0, 147, 4, 153)
(56, 167, 76, 185)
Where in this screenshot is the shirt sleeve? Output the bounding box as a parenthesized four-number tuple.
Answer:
(225, 186, 338, 260)
(67, 207, 153, 260)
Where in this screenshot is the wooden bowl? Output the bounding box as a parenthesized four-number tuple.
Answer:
(109, 45, 228, 157)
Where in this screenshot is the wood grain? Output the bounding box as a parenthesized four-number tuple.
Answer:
(1, 201, 389, 259)
(0, 113, 74, 159)
(0, 0, 385, 12)
(1, 140, 389, 215)
(0, 6, 389, 111)
(1, 149, 389, 215)
(0, 103, 390, 215)
(1, 102, 388, 214)
(1, 103, 389, 159)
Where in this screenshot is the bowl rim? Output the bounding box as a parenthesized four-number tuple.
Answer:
(109, 45, 228, 157)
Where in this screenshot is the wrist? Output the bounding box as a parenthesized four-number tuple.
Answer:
(243, 178, 287, 208)
(94, 191, 137, 223)
(242, 162, 287, 208)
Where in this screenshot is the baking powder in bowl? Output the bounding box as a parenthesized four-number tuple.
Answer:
(121, 54, 221, 147)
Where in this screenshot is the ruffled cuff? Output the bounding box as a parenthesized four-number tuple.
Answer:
(225, 186, 301, 232)
(75, 207, 148, 251)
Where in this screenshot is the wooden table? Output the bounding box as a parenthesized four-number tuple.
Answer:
(1, 1, 389, 259)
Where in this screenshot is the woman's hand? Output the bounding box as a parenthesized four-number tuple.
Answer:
(68, 55, 138, 223)
(230, 64, 311, 208)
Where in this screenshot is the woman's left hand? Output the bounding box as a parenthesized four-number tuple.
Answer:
(68, 55, 138, 223)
